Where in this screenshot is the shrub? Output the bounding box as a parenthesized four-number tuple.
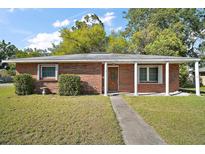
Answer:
(6, 64, 16, 76)
(58, 74, 81, 96)
(179, 64, 189, 87)
(0, 69, 13, 83)
(14, 74, 35, 95)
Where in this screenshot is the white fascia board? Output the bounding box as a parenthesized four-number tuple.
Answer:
(2, 58, 200, 63)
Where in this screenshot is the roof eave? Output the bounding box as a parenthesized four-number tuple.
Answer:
(2, 58, 200, 64)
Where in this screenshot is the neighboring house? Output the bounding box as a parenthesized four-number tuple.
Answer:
(2, 53, 201, 96)
(188, 67, 194, 79)
(199, 67, 205, 86)
(189, 67, 205, 86)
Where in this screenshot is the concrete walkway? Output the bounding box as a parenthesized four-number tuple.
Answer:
(0, 83, 13, 86)
(110, 95, 166, 145)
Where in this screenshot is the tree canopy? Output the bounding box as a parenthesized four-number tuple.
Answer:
(106, 31, 128, 53)
(124, 8, 205, 57)
(52, 14, 106, 55)
(16, 48, 50, 58)
(145, 28, 186, 56)
(0, 40, 19, 62)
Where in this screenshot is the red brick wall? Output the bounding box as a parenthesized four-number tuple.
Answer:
(16, 63, 102, 94)
(16, 63, 179, 94)
(119, 64, 134, 92)
(16, 63, 38, 78)
(101, 64, 134, 93)
(35, 81, 58, 93)
(59, 63, 102, 94)
(169, 64, 179, 92)
(102, 64, 179, 93)
(138, 64, 179, 93)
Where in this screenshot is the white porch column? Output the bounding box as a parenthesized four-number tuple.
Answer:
(195, 61, 200, 96)
(165, 62, 170, 96)
(104, 62, 108, 96)
(134, 62, 138, 96)
(37, 64, 40, 80)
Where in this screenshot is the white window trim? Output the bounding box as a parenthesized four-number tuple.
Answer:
(37, 64, 59, 80)
(138, 65, 163, 84)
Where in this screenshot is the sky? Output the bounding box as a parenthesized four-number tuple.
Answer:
(0, 8, 128, 50)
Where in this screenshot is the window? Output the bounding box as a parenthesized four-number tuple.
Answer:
(38, 64, 58, 80)
(149, 67, 158, 82)
(139, 68, 147, 82)
(139, 66, 162, 83)
(42, 67, 56, 78)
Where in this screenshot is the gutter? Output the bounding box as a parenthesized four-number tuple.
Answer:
(2, 58, 200, 64)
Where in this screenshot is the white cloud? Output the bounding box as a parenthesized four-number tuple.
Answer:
(52, 19, 70, 28)
(27, 31, 62, 50)
(100, 12, 115, 26)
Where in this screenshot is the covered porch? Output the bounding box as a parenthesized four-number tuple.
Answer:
(103, 61, 200, 96)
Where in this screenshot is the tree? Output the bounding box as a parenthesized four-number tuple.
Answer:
(72, 14, 104, 30)
(178, 64, 189, 87)
(123, 8, 205, 87)
(128, 24, 160, 54)
(52, 14, 106, 55)
(198, 41, 205, 67)
(107, 32, 128, 53)
(0, 40, 19, 69)
(124, 8, 205, 57)
(145, 29, 186, 56)
(198, 41, 205, 55)
(0, 40, 18, 61)
(16, 48, 50, 58)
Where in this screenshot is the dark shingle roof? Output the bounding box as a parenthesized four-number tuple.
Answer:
(2, 53, 200, 63)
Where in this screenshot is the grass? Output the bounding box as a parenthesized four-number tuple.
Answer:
(0, 86, 123, 144)
(184, 86, 205, 92)
(124, 96, 205, 144)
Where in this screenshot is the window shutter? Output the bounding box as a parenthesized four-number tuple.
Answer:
(37, 64, 40, 80)
(55, 64, 59, 80)
(158, 65, 163, 84)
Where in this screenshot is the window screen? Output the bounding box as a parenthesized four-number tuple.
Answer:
(149, 67, 158, 82)
(139, 68, 147, 82)
(42, 67, 56, 78)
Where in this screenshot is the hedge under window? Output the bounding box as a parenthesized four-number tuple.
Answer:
(42, 66, 56, 78)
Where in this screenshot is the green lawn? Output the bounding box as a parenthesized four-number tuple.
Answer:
(124, 96, 205, 144)
(180, 86, 205, 93)
(0, 86, 123, 144)
(199, 86, 205, 92)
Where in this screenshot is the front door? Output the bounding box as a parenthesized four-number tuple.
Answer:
(108, 67, 118, 92)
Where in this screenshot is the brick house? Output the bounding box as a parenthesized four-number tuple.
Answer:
(3, 53, 201, 96)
